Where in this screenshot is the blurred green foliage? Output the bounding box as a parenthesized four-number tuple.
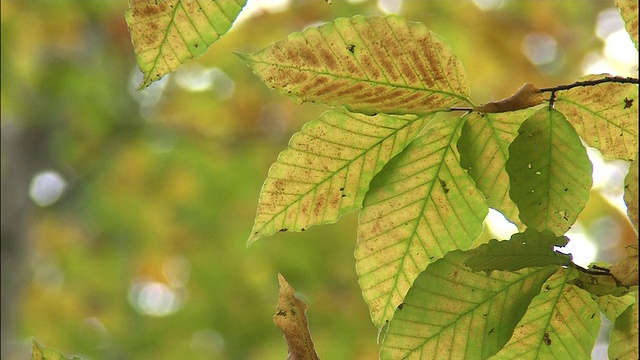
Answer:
(1, 0, 633, 359)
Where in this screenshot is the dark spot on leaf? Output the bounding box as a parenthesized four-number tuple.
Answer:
(301, 228, 305, 231)
(279, 228, 288, 232)
(194, 43, 199, 48)
(482, 313, 487, 318)
(370, 113, 377, 116)
(489, 328, 495, 335)
(277, 310, 286, 316)
(397, 303, 404, 310)
(342, 194, 346, 198)
(429, 256, 435, 260)
(543, 332, 551, 345)
(591, 313, 595, 319)
(564, 188, 568, 191)
(624, 97, 634, 109)
(544, 285, 550, 291)
(339, 187, 344, 191)
(439, 178, 449, 194)
(347, 44, 355, 53)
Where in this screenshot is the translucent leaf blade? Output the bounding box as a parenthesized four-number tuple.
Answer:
(506, 108, 592, 236)
(491, 268, 601, 360)
(239, 15, 470, 115)
(355, 119, 488, 327)
(380, 251, 557, 360)
(609, 300, 639, 360)
(616, 0, 639, 50)
(554, 74, 638, 161)
(126, 0, 246, 89)
(624, 153, 638, 231)
(594, 293, 636, 322)
(465, 229, 572, 273)
(458, 109, 538, 229)
(248, 111, 432, 244)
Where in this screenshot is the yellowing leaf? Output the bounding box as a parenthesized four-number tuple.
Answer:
(625, 153, 638, 231)
(554, 74, 638, 161)
(31, 339, 81, 360)
(491, 268, 601, 360)
(381, 251, 557, 359)
(458, 109, 538, 229)
(126, 0, 246, 89)
(609, 299, 639, 360)
(506, 108, 592, 236)
(248, 111, 432, 244)
(274, 274, 319, 360)
(616, 0, 639, 50)
(238, 15, 470, 115)
(611, 245, 639, 287)
(464, 229, 572, 273)
(355, 118, 488, 327)
(474, 83, 545, 113)
(595, 293, 636, 322)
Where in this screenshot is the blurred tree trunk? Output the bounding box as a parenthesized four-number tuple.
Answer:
(1, 122, 50, 357)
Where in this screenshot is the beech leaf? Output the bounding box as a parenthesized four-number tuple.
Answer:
(609, 300, 639, 360)
(126, 0, 246, 89)
(616, 0, 639, 50)
(458, 109, 538, 229)
(610, 245, 639, 287)
(31, 339, 81, 360)
(274, 274, 319, 360)
(248, 111, 433, 244)
(474, 83, 545, 113)
(594, 293, 636, 322)
(491, 268, 601, 360)
(554, 74, 638, 161)
(355, 118, 488, 327)
(465, 229, 572, 273)
(506, 107, 592, 236)
(381, 251, 557, 359)
(238, 15, 470, 115)
(624, 153, 638, 231)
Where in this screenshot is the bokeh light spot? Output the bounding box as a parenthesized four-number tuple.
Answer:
(29, 170, 67, 207)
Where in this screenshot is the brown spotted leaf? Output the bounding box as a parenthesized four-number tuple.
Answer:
(474, 83, 546, 113)
(616, 0, 639, 50)
(248, 110, 433, 244)
(355, 118, 488, 327)
(554, 74, 638, 161)
(126, 0, 246, 89)
(274, 274, 319, 360)
(238, 15, 471, 115)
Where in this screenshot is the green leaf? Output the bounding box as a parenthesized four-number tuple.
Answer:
(464, 229, 572, 273)
(594, 292, 636, 322)
(355, 118, 488, 327)
(126, 0, 246, 89)
(491, 268, 601, 360)
(625, 153, 638, 231)
(238, 15, 470, 116)
(248, 111, 432, 244)
(570, 268, 635, 298)
(458, 109, 538, 229)
(31, 339, 82, 360)
(609, 300, 639, 360)
(506, 107, 592, 236)
(380, 251, 557, 359)
(554, 74, 638, 161)
(616, 0, 639, 50)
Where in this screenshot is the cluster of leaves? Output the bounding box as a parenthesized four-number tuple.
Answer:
(112, 0, 640, 359)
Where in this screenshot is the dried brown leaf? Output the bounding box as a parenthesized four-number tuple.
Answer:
(274, 274, 319, 360)
(474, 83, 545, 113)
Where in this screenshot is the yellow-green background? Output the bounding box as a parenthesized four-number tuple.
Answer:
(1, 1, 635, 359)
